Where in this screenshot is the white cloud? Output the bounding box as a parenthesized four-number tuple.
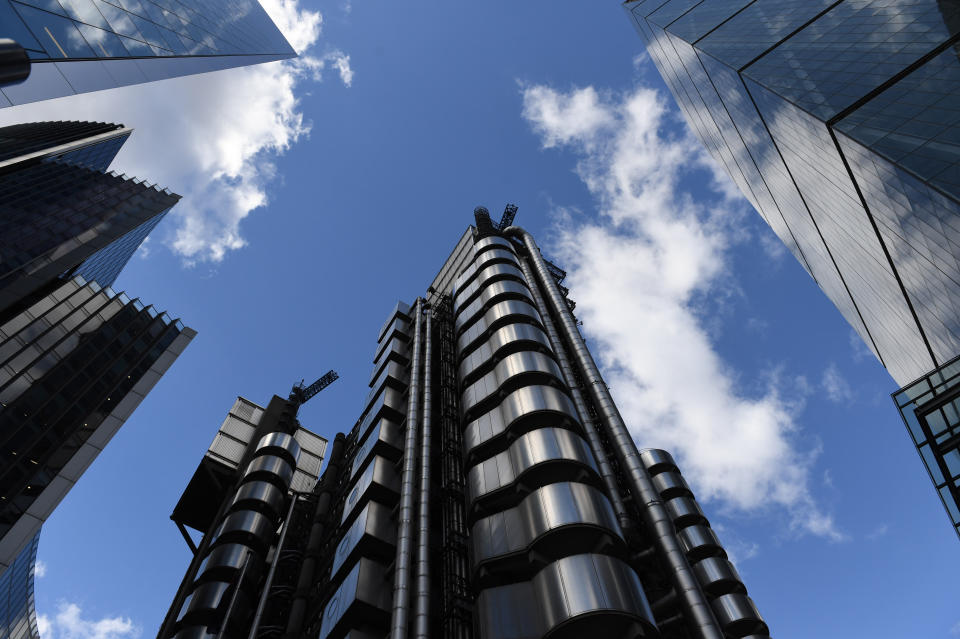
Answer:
(37, 602, 139, 639)
(0, 0, 350, 266)
(521, 83, 843, 540)
(34, 560, 47, 578)
(951, 620, 960, 637)
(822, 363, 854, 403)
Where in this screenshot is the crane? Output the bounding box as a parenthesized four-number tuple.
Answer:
(288, 369, 339, 406)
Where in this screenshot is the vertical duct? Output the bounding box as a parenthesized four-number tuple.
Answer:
(172, 433, 301, 639)
(283, 432, 346, 639)
(413, 310, 433, 639)
(390, 298, 424, 639)
(502, 226, 724, 639)
(513, 253, 631, 531)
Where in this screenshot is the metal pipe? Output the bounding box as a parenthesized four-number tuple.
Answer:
(216, 550, 253, 639)
(501, 226, 724, 639)
(248, 494, 299, 639)
(390, 298, 424, 639)
(413, 309, 433, 639)
(284, 433, 346, 639)
(514, 253, 631, 531)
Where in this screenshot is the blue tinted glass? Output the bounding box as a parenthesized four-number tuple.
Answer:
(666, 0, 754, 44)
(0, 0, 45, 51)
(75, 21, 130, 57)
(13, 2, 95, 58)
(697, 0, 837, 70)
(838, 47, 960, 202)
(647, 0, 702, 28)
(57, 0, 108, 28)
(743, 0, 959, 120)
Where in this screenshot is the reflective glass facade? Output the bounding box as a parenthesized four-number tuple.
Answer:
(895, 356, 960, 540)
(0, 121, 177, 319)
(626, 0, 960, 538)
(0, 533, 38, 639)
(0, 276, 194, 616)
(626, 0, 960, 386)
(0, 0, 295, 106)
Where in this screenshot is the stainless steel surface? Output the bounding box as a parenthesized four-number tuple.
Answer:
(514, 252, 632, 531)
(458, 299, 543, 356)
(472, 236, 515, 255)
(377, 301, 412, 343)
(252, 432, 301, 468)
(471, 482, 623, 569)
(664, 496, 707, 529)
(319, 557, 391, 639)
(182, 581, 232, 621)
(242, 454, 294, 489)
(172, 626, 217, 639)
(475, 554, 656, 639)
(639, 448, 678, 475)
(357, 386, 407, 439)
(458, 322, 552, 385)
(453, 263, 525, 312)
(692, 557, 745, 597)
(230, 480, 285, 520)
(453, 249, 520, 297)
(247, 494, 298, 639)
(651, 471, 692, 499)
(342, 454, 401, 526)
(677, 525, 724, 561)
(710, 593, 767, 637)
(503, 226, 723, 639)
(413, 309, 433, 639)
(197, 542, 253, 581)
(362, 367, 409, 424)
(214, 510, 275, 551)
(461, 351, 563, 419)
(390, 298, 423, 639)
(455, 280, 533, 335)
(351, 419, 403, 480)
(466, 427, 599, 510)
(331, 501, 397, 583)
(374, 319, 412, 364)
(463, 385, 579, 462)
(534, 554, 656, 635)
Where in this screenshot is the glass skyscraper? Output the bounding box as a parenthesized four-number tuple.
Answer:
(0, 0, 294, 107)
(0, 120, 177, 319)
(161, 208, 769, 639)
(624, 0, 960, 539)
(0, 119, 193, 639)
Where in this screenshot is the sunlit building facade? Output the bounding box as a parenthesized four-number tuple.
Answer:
(623, 0, 960, 539)
(162, 208, 769, 639)
(0, 0, 295, 107)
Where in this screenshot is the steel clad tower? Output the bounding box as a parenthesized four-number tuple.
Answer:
(162, 206, 768, 639)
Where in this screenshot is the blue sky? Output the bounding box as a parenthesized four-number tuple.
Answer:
(3, 2, 958, 638)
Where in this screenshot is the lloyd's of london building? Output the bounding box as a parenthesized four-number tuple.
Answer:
(623, 0, 960, 538)
(162, 208, 768, 639)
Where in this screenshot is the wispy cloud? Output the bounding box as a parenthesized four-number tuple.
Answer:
(0, 0, 350, 266)
(34, 560, 46, 578)
(866, 523, 889, 541)
(37, 602, 139, 639)
(521, 83, 843, 540)
(822, 363, 854, 403)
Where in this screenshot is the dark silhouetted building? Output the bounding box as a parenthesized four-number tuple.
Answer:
(0, 120, 193, 639)
(0, 120, 178, 320)
(624, 0, 960, 539)
(0, 0, 295, 107)
(162, 207, 767, 639)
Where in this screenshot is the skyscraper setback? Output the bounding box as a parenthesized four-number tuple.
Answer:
(0, 0, 295, 107)
(623, 0, 960, 538)
(163, 208, 768, 639)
